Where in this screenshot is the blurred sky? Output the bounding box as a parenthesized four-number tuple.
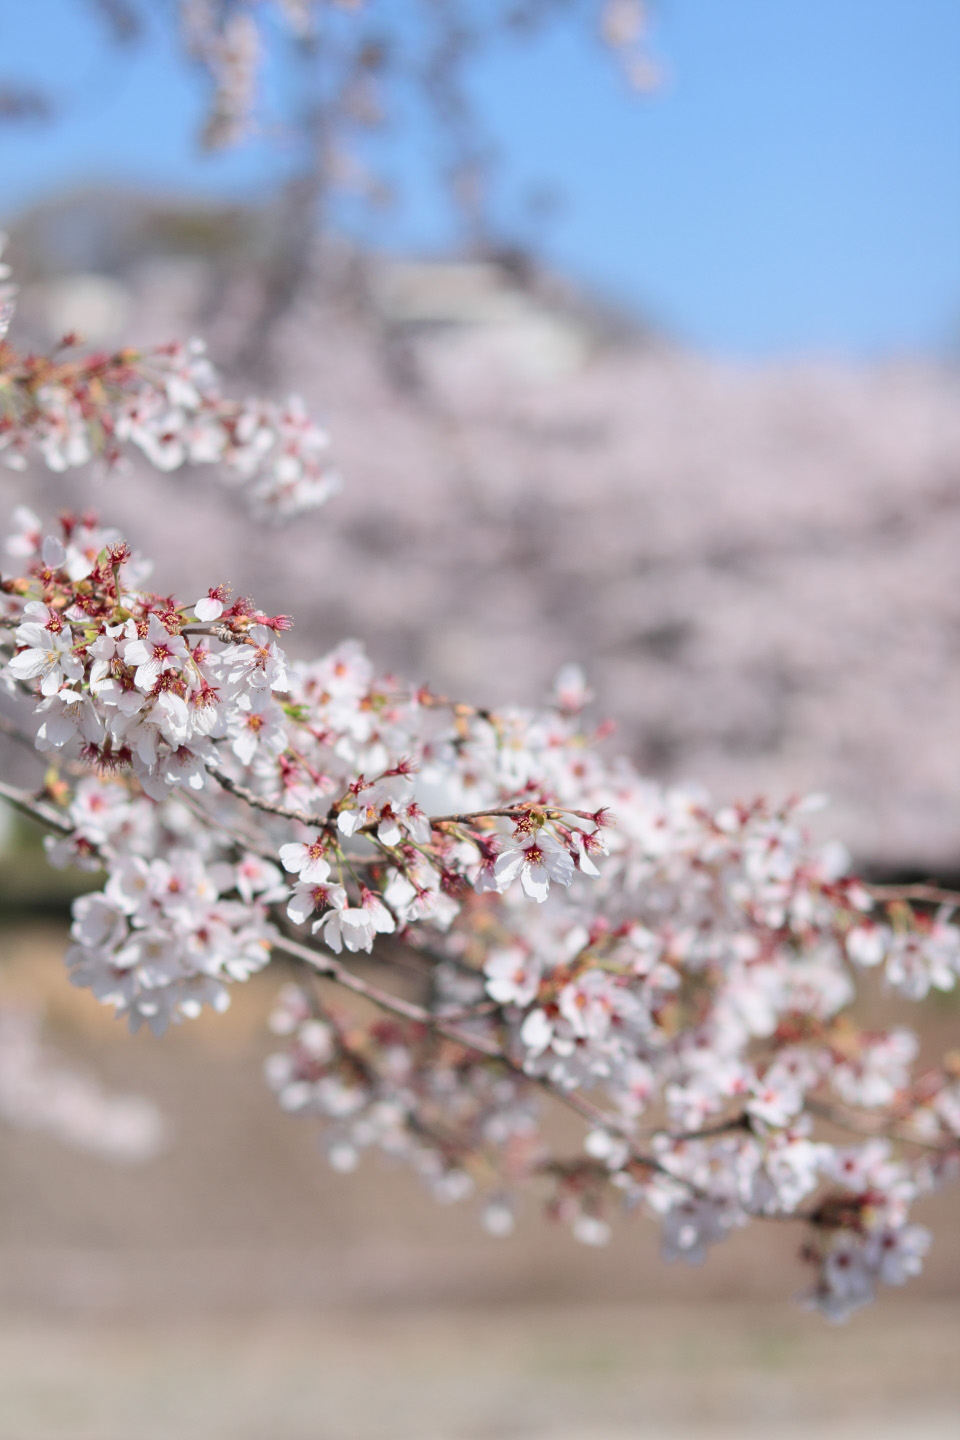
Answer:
(0, 0, 958, 357)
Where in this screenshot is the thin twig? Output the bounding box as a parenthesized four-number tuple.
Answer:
(0, 779, 817, 1224)
(273, 932, 679, 1186)
(805, 1097, 955, 1153)
(428, 806, 538, 826)
(178, 789, 280, 866)
(866, 881, 960, 908)
(0, 779, 72, 834)
(273, 932, 439, 1026)
(0, 770, 887, 1225)
(211, 768, 535, 835)
(0, 709, 40, 756)
(211, 770, 331, 828)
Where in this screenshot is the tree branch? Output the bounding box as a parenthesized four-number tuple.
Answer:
(211, 767, 535, 835)
(273, 932, 697, 1193)
(0, 779, 72, 834)
(0, 709, 40, 755)
(805, 1097, 955, 1153)
(867, 881, 960, 908)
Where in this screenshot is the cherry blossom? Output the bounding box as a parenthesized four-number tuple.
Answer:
(1, 245, 958, 1317)
(7, 601, 83, 696)
(492, 830, 576, 902)
(0, 330, 338, 520)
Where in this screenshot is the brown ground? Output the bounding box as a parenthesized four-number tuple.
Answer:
(2, 1302, 959, 1440)
(1, 922, 958, 1438)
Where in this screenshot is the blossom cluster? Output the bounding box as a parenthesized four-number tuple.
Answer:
(2, 508, 958, 1319)
(0, 238, 338, 520)
(265, 979, 539, 1205)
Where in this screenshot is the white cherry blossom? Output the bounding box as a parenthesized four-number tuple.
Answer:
(492, 831, 576, 902)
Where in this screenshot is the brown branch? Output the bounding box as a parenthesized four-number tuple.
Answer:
(302, 969, 482, 1167)
(805, 1097, 956, 1153)
(0, 709, 40, 755)
(427, 806, 538, 826)
(273, 932, 697, 1194)
(434, 999, 500, 1023)
(276, 931, 821, 1222)
(866, 881, 960, 908)
(274, 934, 627, 1122)
(272, 932, 440, 1026)
(211, 769, 331, 828)
(211, 767, 535, 836)
(178, 789, 282, 867)
(0, 779, 72, 834)
(661, 1113, 754, 1143)
(0, 780, 821, 1224)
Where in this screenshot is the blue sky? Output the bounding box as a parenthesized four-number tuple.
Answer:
(1, 0, 958, 357)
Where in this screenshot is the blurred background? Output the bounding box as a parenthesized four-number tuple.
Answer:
(1, 3, 959, 1436)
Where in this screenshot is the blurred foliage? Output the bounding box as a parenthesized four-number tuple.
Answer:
(0, 817, 97, 919)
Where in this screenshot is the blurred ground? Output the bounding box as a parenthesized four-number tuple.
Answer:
(1, 923, 959, 1438)
(2, 922, 959, 1314)
(2, 1302, 960, 1440)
